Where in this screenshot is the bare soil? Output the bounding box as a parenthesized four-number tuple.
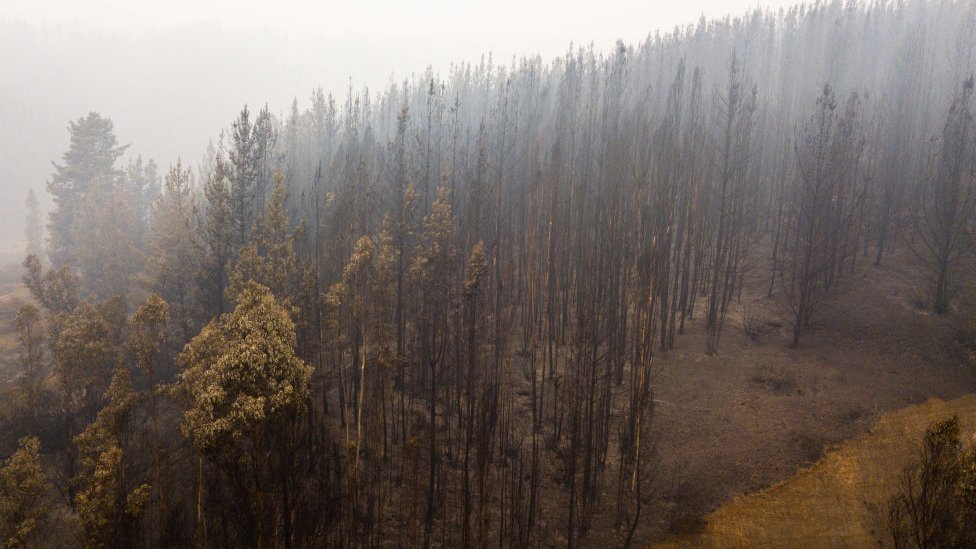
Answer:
(628, 250, 976, 544)
(653, 393, 976, 548)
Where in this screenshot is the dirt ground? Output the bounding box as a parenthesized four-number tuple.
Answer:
(630, 250, 976, 544)
(653, 393, 976, 548)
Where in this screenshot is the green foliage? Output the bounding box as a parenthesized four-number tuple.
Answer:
(46, 112, 128, 268)
(0, 437, 48, 549)
(40, 112, 147, 300)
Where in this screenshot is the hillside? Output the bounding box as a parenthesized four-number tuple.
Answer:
(6, 243, 974, 546)
(653, 393, 976, 548)
(2, 0, 976, 546)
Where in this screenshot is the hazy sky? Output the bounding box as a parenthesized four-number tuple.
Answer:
(0, 0, 798, 249)
(3, 1, 803, 99)
(8, 1, 793, 45)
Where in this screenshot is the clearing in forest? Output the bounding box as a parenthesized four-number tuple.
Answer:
(653, 394, 976, 548)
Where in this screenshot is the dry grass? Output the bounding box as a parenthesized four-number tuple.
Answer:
(652, 394, 976, 548)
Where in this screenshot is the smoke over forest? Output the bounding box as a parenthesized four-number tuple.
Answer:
(1, 0, 976, 547)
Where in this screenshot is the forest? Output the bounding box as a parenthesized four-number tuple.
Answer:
(2, 0, 976, 547)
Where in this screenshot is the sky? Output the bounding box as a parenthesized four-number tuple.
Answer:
(6, 1, 792, 46)
(0, 0, 798, 250)
(4, 1, 800, 86)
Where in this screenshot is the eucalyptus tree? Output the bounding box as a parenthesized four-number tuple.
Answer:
(177, 282, 312, 548)
(73, 369, 148, 548)
(128, 294, 170, 537)
(0, 436, 49, 548)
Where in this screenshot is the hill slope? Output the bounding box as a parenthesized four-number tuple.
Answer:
(652, 393, 976, 548)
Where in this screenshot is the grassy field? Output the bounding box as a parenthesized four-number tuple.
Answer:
(653, 394, 976, 548)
